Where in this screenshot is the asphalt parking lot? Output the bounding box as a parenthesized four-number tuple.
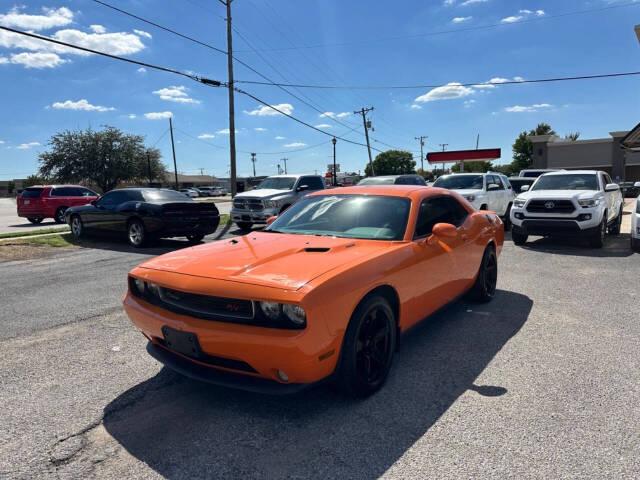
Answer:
(1, 221, 639, 479)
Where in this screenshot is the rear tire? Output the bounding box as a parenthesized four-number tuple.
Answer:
(589, 215, 607, 249)
(70, 215, 84, 238)
(512, 230, 528, 245)
(466, 246, 498, 303)
(186, 233, 205, 243)
(236, 221, 253, 230)
(127, 219, 146, 248)
(54, 207, 67, 224)
(337, 295, 396, 398)
(632, 236, 640, 252)
(27, 216, 43, 224)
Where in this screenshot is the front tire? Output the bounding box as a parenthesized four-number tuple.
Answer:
(502, 203, 512, 232)
(337, 296, 396, 398)
(70, 215, 84, 238)
(27, 216, 43, 224)
(632, 236, 640, 252)
(186, 233, 205, 243)
(512, 230, 528, 245)
(608, 207, 623, 235)
(589, 215, 607, 249)
(127, 219, 146, 248)
(54, 207, 67, 224)
(236, 221, 253, 230)
(466, 246, 498, 303)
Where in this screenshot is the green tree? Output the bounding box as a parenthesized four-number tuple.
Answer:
(564, 132, 580, 141)
(38, 126, 166, 192)
(512, 123, 555, 172)
(22, 174, 49, 188)
(364, 150, 415, 176)
(451, 161, 493, 173)
(416, 168, 435, 182)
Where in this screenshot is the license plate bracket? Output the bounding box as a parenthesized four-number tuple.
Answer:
(161, 326, 202, 359)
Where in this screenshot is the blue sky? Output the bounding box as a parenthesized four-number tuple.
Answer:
(1, 0, 640, 180)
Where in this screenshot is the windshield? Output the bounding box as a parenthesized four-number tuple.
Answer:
(357, 177, 396, 185)
(532, 174, 599, 191)
(257, 177, 296, 190)
(433, 175, 483, 190)
(266, 194, 411, 240)
(143, 190, 194, 202)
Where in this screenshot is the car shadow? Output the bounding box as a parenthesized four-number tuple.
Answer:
(103, 289, 532, 479)
(505, 231, 634, 258)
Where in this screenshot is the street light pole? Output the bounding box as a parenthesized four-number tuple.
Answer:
(332, 137, 337, 186)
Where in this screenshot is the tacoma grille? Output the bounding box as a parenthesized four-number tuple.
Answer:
(526, 199, 575, 214)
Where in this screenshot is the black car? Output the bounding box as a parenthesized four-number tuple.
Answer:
(507, 177, 535, 194)
(65, 188, 220, 247)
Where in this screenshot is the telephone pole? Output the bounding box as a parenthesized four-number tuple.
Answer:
(332, 138, 337, 186)
(414, 136, 427, 172)
(146, 150, 152, 186)
(355, 107, 374, 176)
(281, 157, 288, 174)
(220, 0, 237, 197)
(251, 152, 256, 177)
(169, 117, 178, 189)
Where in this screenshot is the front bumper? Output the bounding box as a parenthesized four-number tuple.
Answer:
(511, 205, 602, 235)
(230, 206, 279, 224)
(123, 290, 340, 387)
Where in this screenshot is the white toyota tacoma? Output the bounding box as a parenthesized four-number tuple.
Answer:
(510, 170, 624, 248)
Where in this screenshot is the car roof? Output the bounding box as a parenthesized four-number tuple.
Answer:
(539, 170, 600, 176)
(26, 184, 88, 188)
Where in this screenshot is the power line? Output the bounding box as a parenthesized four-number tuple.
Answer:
(234, 1, 640, 52)
(0, 25, 219, 85)
(235, 71, 640, 90)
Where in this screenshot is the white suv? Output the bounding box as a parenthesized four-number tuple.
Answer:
(432, 172, 516, 228)
(510, 170, 624, 248)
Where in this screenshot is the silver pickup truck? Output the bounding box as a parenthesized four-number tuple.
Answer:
(231, 174, 326, 230)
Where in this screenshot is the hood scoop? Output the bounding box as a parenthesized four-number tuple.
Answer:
(304, 247, 331, 253)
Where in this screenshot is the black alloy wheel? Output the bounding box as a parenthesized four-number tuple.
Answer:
(467, 246, 498, 302)
(70, 215, 84, 237)
(589, 215, 607, 248)
(338, 296, 396, 397)
(608, 207, 623, 235)
(127, 219, 146, 247)
(54, 207, 67, 224)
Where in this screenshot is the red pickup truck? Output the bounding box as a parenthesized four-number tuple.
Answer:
(17, 185, 99, 224)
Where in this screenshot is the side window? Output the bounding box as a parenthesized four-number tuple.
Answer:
(97, 192, 117, 206)
(488, 176, 504, 190)
(79, 188, 97, 197)
(414, 196, 469, 238)
(303, 176, 324, 190)
(500, 176, 512, 189)
(603, 173, 612, 188)
(124, 190, 144, 201)
(414, 176, 426, 185)
(97, 191, 131, 206)
(52, 187, 72, 196)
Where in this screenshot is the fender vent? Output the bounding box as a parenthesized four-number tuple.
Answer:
(304, 247, 330, 252)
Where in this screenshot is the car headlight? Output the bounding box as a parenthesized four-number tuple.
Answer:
(578, 198, 600, 207)
(514, 198, 526, 208)
(264, 199, 281, 208)
(282, 304, 306, 326)
(133, 277, 146, 293)
(464, 195, 475, 202)
(146, 282, 161, 298)
(260, 301, 281, 319)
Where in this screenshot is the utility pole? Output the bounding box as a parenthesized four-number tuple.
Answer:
(355, 107, 374, 176)
(251, 152, 256, 177)
(198, 168, 205, 175)
(169, 117, 178, 189)
(220, 0, 237, 197)
(414, 136, 427, 172)
(332, 138, 337, 186)
(146, 150, 152, 186)
(281, 157, 288, 174)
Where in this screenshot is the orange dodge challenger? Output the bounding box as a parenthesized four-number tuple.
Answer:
(123, 186, 504, 397)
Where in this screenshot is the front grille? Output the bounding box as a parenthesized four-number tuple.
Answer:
(526, 199, 575, 214)
(233, 198, 263, 211)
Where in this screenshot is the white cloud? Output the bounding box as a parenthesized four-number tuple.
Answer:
(320, 111, 350, 118)
(127, 114, 136, 119)
(464, 99, 476, 108)
(137, 67, 146, 74)
(410, 104, 422, 110)
(284, 142, 306, 147)
(452, 16, 472, 23)
(10, 52, 68, 68)
(504, 103, 553, 113)
(16, 141, 40, 150)
(0, 6, 73, 31)
(502, 8, 545, 23)
(152, 85, 200, 104)
(514, 76, 525, 82)
(133, 29, 152, 39)
(51, 99, 115, 112)
(0, 140, 4, 144)
(144, 111, 173, 119)
(244, 103, 293, 116)
(90, 25, 106, 34)
(414, 82, 475, 102)
(254, 127, 267, 131)
(198, 133, 215, 139)
(461, 0, 488, 5)
(536, 10, 545, 16)
(501, 16, 522, 23)
(444, 0, 456, 5)
(0, 56, 7, 64)
(314, 123, 332, 128)
(216, 128, 239, 134)
(275, 135, 285, 140)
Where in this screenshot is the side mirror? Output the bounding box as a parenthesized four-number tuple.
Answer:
(430, 223, 457, 240)
(520, 185, 530, 192)
(266, 215, 277, 226)
(296, 184, 309, 192)
(90, 199, 97, 206)
(605, 183, 620, 192)
(635, 182, 640, 188)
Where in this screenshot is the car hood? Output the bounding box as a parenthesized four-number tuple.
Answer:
(234, 189, 292, 199)
(517, 190, 600, 201)
(138, 231, 391, 290)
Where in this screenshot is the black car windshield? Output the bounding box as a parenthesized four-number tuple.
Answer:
(142, 190, 194, 202)
(357, 177, 397, 185)
(532, 174, 599, 191)
(257, 177, 296, 190)
(266, 194, 411, 240)
(433, 175, 483, 190)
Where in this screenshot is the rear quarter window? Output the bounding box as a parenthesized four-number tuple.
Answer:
(21, 188, 44, 198)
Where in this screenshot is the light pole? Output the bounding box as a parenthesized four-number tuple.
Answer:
(332, 137, 337, 186)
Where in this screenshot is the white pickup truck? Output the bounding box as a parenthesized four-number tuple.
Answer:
(510, 170, 624, 248)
